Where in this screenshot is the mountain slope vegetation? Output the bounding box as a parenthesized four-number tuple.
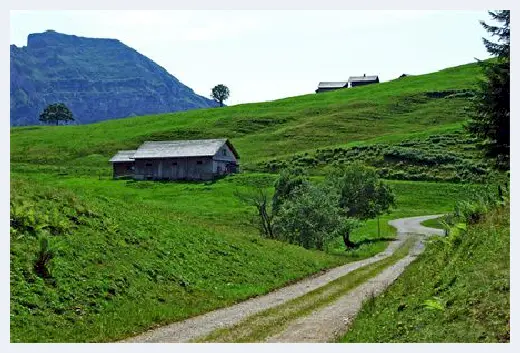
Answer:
(10, 61, 495, 342)
(12, 61, 482, 175)
(342, 203, 509, 342)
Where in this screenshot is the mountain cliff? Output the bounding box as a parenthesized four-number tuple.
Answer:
(10, 30, 218, 126)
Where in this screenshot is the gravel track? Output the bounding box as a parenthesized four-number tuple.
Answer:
(266, 214, 444, 342)
(121, 214, 444, 343)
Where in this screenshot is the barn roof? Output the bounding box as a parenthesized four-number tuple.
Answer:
(109, 150, 136, 162)
(317, 81, 349, 89)
(348, 75, 379, 83)
(132, 138, 239, 159)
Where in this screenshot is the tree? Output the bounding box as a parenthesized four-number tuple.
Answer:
(272, 167, 309, 215)
(273, 183, 340, 251)
(234, 188, 274, 239)
(325, 163, 395, 249)
(39, 103, 74, 126)
(211, 84, 230, 107)
(467, 10, 510, 169)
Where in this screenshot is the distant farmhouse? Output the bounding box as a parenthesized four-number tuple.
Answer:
(315, 81, 349, 93)
(109, 138, 239, 180)
(315, 74, 379, 93)
(348, 74, 379, 87)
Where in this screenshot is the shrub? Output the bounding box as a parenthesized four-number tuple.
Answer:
(34, 236, 54, 279)
(273, 183, 340, 250)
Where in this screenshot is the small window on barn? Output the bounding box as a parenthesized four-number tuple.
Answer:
(145, 163, 152, 167)
(172, 162, 177, 166)
(196, 160, 203, 165)
(222, 149, 227, 156)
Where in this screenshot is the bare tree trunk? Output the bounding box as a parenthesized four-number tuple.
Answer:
(219, 100, 224, 107)
(259, 202, 274, 238)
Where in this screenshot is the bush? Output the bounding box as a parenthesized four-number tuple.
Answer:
(34, 236, 54, 279)
(253, 131, 493, 183)
(273, 183, 340, 250)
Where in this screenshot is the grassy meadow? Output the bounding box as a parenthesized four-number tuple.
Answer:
(10, 61, 493, 342)
(11, 62, 482, 172)
(341, 204, 510, 342)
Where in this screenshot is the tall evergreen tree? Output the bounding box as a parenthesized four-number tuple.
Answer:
(467, 10, 510, 169)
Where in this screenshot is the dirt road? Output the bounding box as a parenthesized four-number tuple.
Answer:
(121, 214, 444, 343)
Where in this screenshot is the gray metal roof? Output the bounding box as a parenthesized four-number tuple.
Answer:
(109, 150, 136, 162)
(317, 81, 349, 89)
(348, 75, 379, 83)
(133, 139, 235, 159)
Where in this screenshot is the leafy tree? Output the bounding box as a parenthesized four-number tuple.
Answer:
(273, 183, 340, 250)
(334, 218, 362, 246)
(39, 103, 74, 125)
(325, 163, 395, 249)
(272, 167, 309, 215)
(467, 10, 510, 169)
(210, 84, 230, 107)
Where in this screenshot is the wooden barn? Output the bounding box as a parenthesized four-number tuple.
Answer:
(109, 150, 136, 178)
(315, 81, 349, 93)
(109, 138, 240, 180)
(348, 74, 379, 87)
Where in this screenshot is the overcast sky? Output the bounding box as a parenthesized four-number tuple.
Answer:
(10, 10, 492, 105)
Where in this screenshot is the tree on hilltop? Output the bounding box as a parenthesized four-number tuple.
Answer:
(211, 84, 230, 107)
(39, 103, 74, 126)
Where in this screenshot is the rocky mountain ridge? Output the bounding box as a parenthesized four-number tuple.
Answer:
(10, 30, 218, 126)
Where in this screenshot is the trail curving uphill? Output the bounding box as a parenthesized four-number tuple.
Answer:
(121, 215, 444, 343)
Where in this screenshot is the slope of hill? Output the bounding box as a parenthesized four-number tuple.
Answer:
(12, 61, 482, 166)
(342, 204, 509, 342)
(10, 61, 493, 342)
(10, 30, 218, 126)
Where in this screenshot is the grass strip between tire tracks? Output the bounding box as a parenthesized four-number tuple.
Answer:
(196, 236, 418, 343)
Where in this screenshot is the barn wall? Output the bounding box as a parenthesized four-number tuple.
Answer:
(134, 157, 215, 180)
(212, 144, 239, 175)
(113, 162, 134, 178)
(316, 87, 345, 93)
(350, 80, 379, 88)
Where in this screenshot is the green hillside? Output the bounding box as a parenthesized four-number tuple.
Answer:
(342, 203, 509, 342)
(10, 61, 491, 342)
(11, 62, 484, 177)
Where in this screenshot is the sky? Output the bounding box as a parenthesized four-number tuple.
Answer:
(10, 10, 493, 106)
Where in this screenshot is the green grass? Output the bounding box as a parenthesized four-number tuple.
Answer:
(10, 61, 488, 342)
(197, 236, 418, 342)
(421, 216, 446, 229)
(10, 174, 347, 343)
(341, 204, 510, 342)
(255, 131, 491, 183)
(10, 170, 476, 342)
(11, 62, 482, 172)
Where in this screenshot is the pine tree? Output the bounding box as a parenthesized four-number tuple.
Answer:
(467, 10, 510, 169)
